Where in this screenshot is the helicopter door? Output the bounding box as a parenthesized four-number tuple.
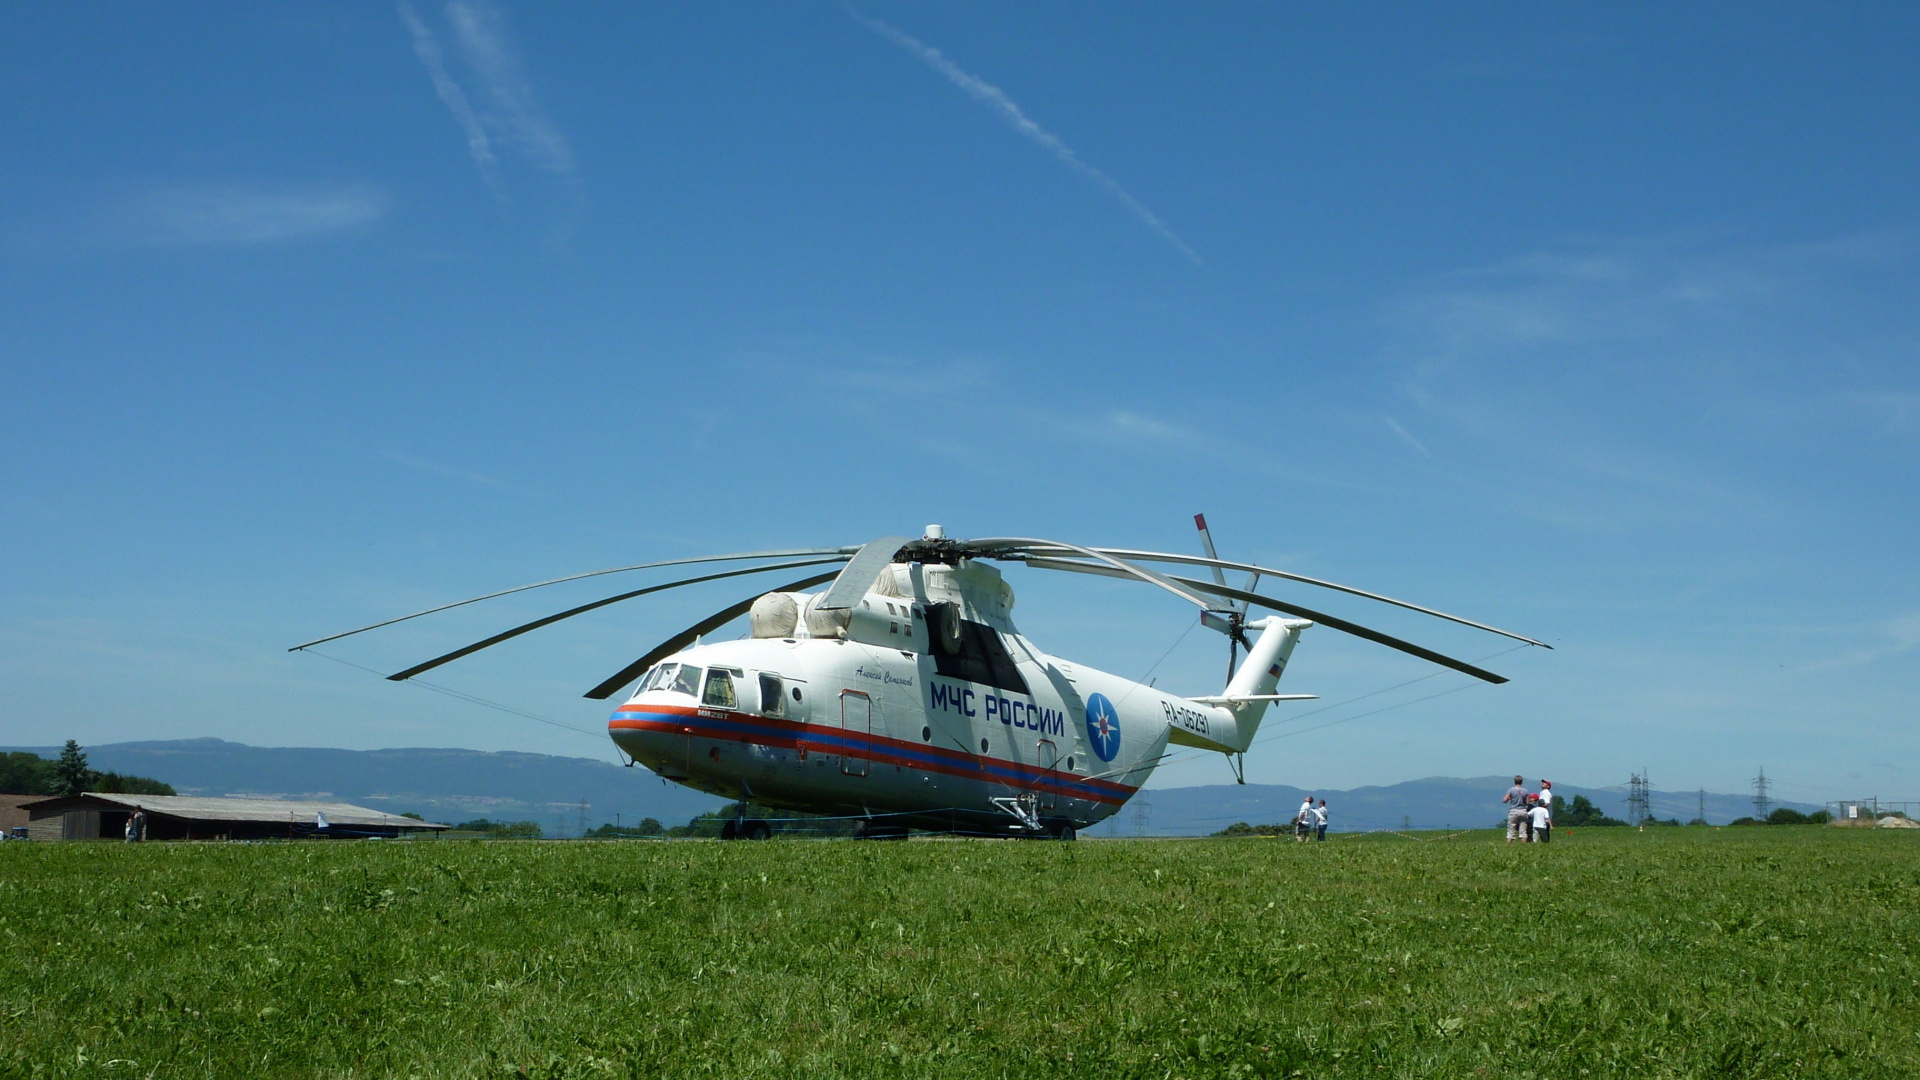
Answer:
(1036, 739, 1058, 810)
(840, 691, 871, 777)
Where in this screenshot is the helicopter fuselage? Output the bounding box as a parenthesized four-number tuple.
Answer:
(607, 631, 1191, 834)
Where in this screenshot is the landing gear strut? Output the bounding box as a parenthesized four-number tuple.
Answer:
(721, 818, 773, 841)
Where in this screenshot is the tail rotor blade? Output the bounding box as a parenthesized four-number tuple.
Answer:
(1193, 514, 1239, 613)
(1195, 513, 1243, 681)
(386, 558, 847, 683)
(583, 569, 843, 700)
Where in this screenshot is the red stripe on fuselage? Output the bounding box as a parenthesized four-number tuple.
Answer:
(608, 704, 1137, 805)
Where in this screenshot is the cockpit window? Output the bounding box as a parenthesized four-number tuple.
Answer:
(702, 669, 737, 709)
(758, 673, 784, 718)
(637, 664, 666, 693)
(669, 664, 702, 697)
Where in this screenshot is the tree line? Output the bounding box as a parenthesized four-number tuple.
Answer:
(0, 742, 174, 797)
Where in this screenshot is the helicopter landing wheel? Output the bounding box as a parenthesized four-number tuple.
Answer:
(719, 819, 739, 841)
(743, 819, 773, 841)
(1041, 817, 1078, 841)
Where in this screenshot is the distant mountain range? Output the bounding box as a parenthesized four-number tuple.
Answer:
(1, 738, 727, 835)
(4, 739, 1817, 835)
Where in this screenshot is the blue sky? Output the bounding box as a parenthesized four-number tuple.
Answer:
(3, 3, 1915, 809)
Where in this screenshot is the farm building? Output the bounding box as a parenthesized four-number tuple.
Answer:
(1, 794, 35, 838)
(21, 792, 448, 841)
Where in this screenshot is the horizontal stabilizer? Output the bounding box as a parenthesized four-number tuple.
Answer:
(1187, 694, 1318, 705)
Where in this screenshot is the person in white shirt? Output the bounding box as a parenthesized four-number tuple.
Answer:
(1313, 799, 1329, 842)
(1529, 798, 1552, 843)
(1295, 796, 1315, 842)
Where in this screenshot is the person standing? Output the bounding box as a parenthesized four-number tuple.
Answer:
(1503, 776, 1529, 843)
(124, 813, 137, 843)
(1295, 795, 1315, 842)
(1313, 799, 1329, 842)
(1529, 797, 1552, 844)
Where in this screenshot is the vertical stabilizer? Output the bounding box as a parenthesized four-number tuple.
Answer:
(1217, 617, 1312, 746)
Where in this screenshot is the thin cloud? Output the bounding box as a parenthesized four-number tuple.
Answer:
(1384, 415, 1431, 457)
(1801, 612, 1920, 670)
(399, 1, 575, 195)
(1837, 390, 1920, 437)
(850, 11, 1201, 266)
(399, 2, 499, 191)
(1107, 410, 1190, 442)
(114, 183, 387, 246)
(445, 1, 575, 177)
(380, 451, 548, 499)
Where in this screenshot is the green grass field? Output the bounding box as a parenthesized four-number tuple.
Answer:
(3, 828, 1915, 1079)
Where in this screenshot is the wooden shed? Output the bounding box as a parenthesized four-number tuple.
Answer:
(21, 793, 448, 841)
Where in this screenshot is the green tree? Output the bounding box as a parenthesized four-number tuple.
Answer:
(93, 771, 175, 796)
(51, 741, 97, 797)
(1561, 794, 1628, 827)
(587, 818, 667, 839)
(451, 818, 542, 838)
(671, 802, 853, 838)
(1767, 808, 1809, 825)
(0, 751, 57, 795)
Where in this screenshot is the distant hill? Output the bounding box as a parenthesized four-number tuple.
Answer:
(0, 739, 727, 834)
(1083, 776, 1821, 836)
(3, 740, 1817, 836)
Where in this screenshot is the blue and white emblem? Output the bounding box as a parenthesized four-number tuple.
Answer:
(1084, 692, 1121, 762)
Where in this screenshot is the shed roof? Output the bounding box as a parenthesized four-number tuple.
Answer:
(21, 792, 447, 830)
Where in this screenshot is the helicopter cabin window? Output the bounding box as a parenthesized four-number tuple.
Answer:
(702, 669, 738, 709)
(668, 664, 702, 698)
(758, 673, 785, 718)
(924, 602, 1030, 695)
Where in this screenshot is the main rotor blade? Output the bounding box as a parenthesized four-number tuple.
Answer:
(814, 535, 914, 610)
(961, 536, 1213, 610)
(290, 546, 859, 652)
(1009, 543, 1548, 648)
(583, 569, 843, 700)
(386, 558, 847, 683)
(1014, 556, 1509, 684)
(1169, 574, 1508, 684)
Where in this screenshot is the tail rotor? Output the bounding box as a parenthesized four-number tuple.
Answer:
(1194, 514, 1257, 679)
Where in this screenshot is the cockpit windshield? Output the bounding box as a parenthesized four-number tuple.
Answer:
(669, 664, 702, 697)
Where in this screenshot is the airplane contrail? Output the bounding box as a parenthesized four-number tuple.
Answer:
(851, 11, 1202, 266)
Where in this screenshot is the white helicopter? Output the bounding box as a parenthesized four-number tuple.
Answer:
(296, 518, 1546, 840)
